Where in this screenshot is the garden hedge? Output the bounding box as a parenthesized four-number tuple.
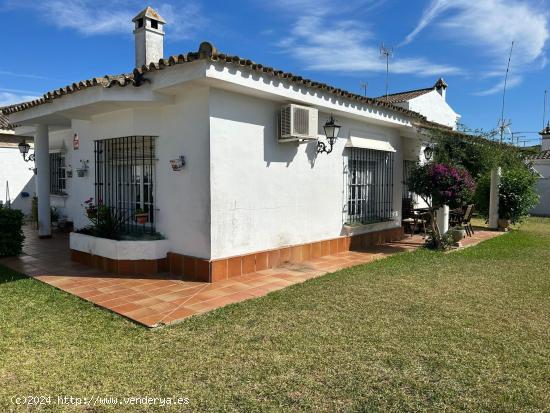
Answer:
(0, 207, 25, 256)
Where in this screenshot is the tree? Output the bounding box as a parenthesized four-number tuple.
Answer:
(408, 162, 476, 249)
(420, 125, 540, 227)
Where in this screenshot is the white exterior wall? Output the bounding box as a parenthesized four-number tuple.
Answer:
(399, 90, 459, 129)
(45, 86, 212, 259)
(0, 147, 35, 214)
(209, 88, 405, 259)
(8, 61, 437, 260)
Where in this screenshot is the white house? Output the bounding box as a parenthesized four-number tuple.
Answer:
(376, 78, 461, 129)
(0, 112, 35, 215)
(2, 7, 460, 282)
(530, 124, 550, 216)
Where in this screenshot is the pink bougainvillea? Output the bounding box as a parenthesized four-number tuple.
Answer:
(425, 163, 476, 208)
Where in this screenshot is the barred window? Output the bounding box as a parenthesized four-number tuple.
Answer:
(346, 148, 394, 224)
(94, 136, 156, 234)
(49, 152, 66, 195)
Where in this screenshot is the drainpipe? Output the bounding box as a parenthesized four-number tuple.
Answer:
(488, 167, 501, 230)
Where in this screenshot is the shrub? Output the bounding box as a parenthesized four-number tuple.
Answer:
(0, 206, 25, 256)
(80, 198, 127, 240)
(408, 162, 476, 249)
(475, 165, 539, 224)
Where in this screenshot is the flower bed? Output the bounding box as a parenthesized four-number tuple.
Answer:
(70, 232, 171, 275)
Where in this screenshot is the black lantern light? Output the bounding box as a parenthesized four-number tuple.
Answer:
(423, 144, 434, 161)
(18, 140, 35, 162)
(317, 115, 341, 155)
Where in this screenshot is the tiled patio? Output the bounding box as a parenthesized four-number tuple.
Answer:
(0, 226, 502, 327)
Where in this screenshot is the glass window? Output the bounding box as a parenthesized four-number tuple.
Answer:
(94, 136, 156, 234)
(49, 152, 66, 195)
(346, 148, 394, 224)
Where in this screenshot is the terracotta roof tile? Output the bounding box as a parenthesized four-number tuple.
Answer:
(375, 87, 434, 104)
(527, 150, 550, 160)
(1, 42, 427, 123)
(0, 110, 13, 130)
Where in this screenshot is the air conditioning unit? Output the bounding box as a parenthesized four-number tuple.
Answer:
(279, 103, 318, 142)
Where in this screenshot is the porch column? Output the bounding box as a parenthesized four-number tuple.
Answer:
(34, 124, 51, 238)
(488, 167, 501, 230)
(436, 205, 449, 235)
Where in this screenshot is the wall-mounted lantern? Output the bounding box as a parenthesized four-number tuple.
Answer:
(317, 115, 341, 155)
(18, 140, 35, 162)
(423, 144, 434, 161)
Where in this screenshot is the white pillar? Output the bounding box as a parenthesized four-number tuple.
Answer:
(488, 167, 501, 230)
(34, 124, 51, 238)
(436, 205, 449, 235)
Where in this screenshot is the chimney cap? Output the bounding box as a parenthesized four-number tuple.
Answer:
(434, 78, 448, 90)
(132, 6, 165, 23)
(540, 122, 550, 136)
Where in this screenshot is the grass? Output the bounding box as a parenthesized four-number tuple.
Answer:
(1, 219, 550, 412)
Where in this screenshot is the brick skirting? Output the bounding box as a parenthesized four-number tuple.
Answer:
(71, 226, 404, 281)
(169, 226, 405, 283)
(70, 250, 168, 276)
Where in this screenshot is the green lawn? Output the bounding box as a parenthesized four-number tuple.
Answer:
(1, 219, 550, 412)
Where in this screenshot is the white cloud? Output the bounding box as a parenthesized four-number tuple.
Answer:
(0, 70, 51, 80)
(4, 0, 206, 40)
(0, 91, 40, 106)
(472, 74, 523, 96)
(277, 5, 461, 77)
(403, 0, 549, 94)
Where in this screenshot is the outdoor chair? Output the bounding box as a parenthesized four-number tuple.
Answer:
(402, 198, 427, 238)
(450, 204, 475, 236)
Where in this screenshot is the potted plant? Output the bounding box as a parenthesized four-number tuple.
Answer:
(82, 198, 98, 219)
(79, 198, 127, 240)
(135, 209, 149, 225)
(448, 226, 466, 243)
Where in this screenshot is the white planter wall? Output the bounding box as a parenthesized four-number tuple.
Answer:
(70, 232, 170, 260)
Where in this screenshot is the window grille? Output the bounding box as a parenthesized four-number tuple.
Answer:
(49, 152, 66, 195)
(94, 136, 157, 234)
(346, 148, 394, 224)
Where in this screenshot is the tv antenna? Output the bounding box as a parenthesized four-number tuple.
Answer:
(360, 82, 368, 97)
(499, 40, 514, 143)
(380, 43, 393, 98)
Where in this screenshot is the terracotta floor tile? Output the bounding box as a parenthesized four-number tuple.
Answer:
(1, 225, 502, 327)
(134, 297, 166, 307)
(111, 302, 143, 313)
(162, 307, 197, 323)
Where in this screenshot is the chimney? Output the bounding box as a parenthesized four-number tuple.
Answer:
(133, 6, 165, 68)
(540, 122, 550, 151)
(434, 78, 448, 100)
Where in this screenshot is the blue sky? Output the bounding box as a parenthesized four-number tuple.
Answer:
(1, 0, 549, 145)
